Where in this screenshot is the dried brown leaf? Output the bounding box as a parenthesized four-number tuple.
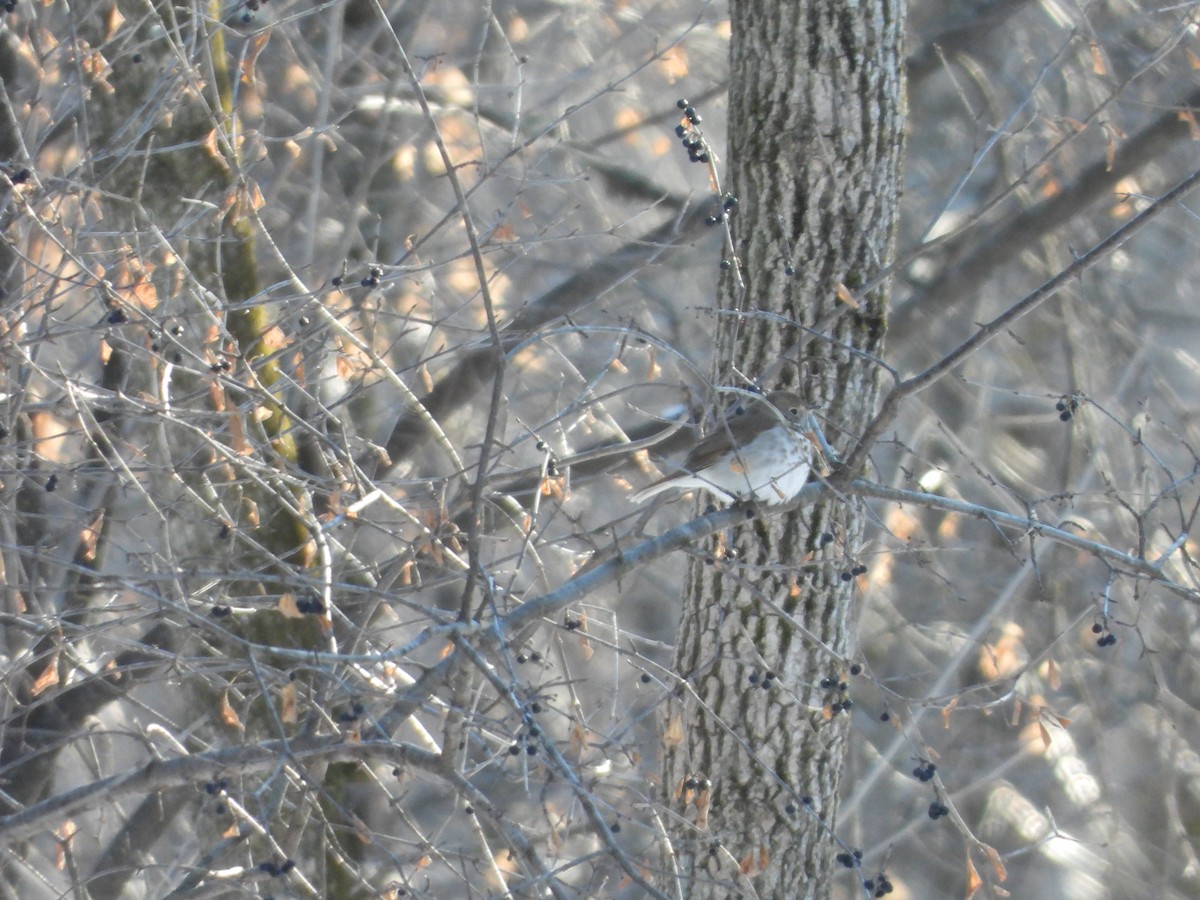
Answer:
(241, 30, 271, 86)
(966, 854, 982, 898)
(663, 712, 684, 749)
(984, 844, 1008, 881)
(220, 691, 243, 730)
(280, 680, 298, 724)
(31, 656, 60, 697)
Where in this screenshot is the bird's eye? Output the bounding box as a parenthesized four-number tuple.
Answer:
(789, 407, 800, 416)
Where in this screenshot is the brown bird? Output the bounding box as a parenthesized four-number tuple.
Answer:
(632, 390, 813, 504)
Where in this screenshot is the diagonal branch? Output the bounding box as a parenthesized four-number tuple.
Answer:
(844, 165, 1200, 479)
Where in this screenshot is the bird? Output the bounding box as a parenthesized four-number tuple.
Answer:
(631, 390, 813, 504)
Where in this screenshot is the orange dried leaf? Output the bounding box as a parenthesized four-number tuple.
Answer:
(79, 511, 104, 563)
(54, 818, 77, 869)
(569, 719, 588, 756)
(228, 412, 251, 456)
(885, 505, 919, 541)
(942, 696, 959, 729)
(663, 712, 684, 749)
(218, 188, 238, 218)
(1179, 108, 1200, 141)
(351, 813, 371, 843)
(81, 49, 115, 94)
(202, 130, 230, 172)
(1090, 41, 1108, 76)
(261, 324, 287, 352)
(31, 657, 60, 697)
(280, 680, 298, 723)
(244, 178, 265, 212)
(646, 346, 661, 381)
(31, 411, 70, 462)
(209, 380, 228, 411)
(984, 844, 1008, 881)
(220, 691, 243, 730)
(658, 46, 688, 83)
(835, 282, 860, 308)
(104, 5, 125, 39)
(240, 30, 271, 86)
(127, 279, 159, 309)
(1044, 657, 1060, 691)
(966, 854, 982, 898)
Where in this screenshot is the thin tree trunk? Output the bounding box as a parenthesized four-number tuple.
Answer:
(661, 2, 906, 897)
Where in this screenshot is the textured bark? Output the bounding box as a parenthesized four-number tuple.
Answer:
(661, 2, 905, 898)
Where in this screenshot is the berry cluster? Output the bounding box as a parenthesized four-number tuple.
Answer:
(1091, 622, 1118, 647)
(1055, 394, 1080, 421)
(674, 99, 708, 163)
(840, 564, 869, 582)
(820, 675, 854, 715)
(835, 848, 863, 868)
(911, 760, 937, 782)
(863, 872, 895, 897)
(748, 669, 777, 690)
(257, 858, 296, 877)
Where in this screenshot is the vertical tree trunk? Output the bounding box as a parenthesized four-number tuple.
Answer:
(662, 2, 905, 897)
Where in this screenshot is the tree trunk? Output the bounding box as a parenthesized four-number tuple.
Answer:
(661, 2, 905, 897)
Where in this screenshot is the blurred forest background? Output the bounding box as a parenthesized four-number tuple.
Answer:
(2, 0, 1200, 897)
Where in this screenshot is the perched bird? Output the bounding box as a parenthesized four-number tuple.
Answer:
(632, 390, 813, 504)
